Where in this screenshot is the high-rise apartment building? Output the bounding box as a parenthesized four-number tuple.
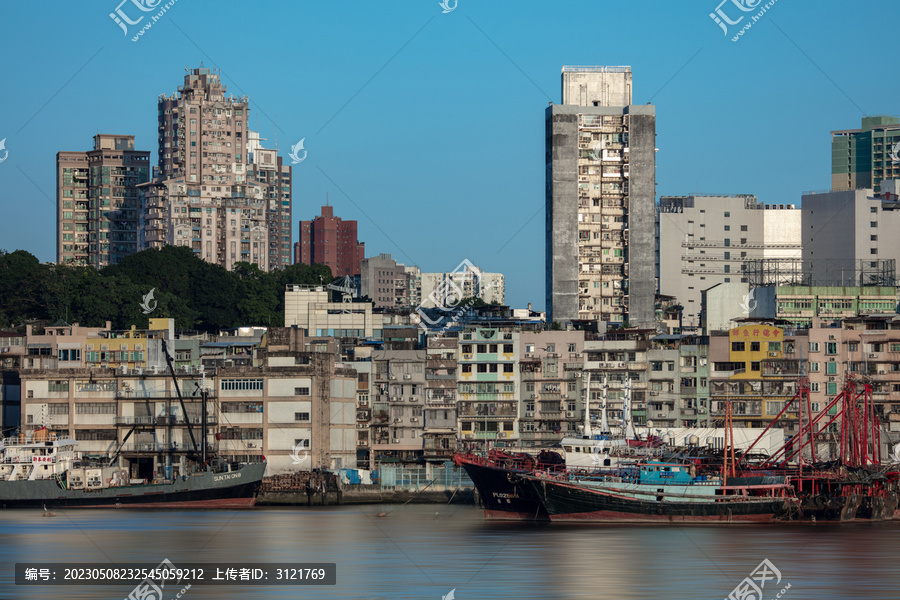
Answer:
(802, 184, 900, 285)
(247, 132, 292, 269)
(419, 266, 505, 308)
(142, 67, 289, 272)
(657, 195, 801, 328)
(157, 67, 248, 185)
(140, 178, 269, 270)
(361, 253, 422, 309)
(295, 205, 365, 277)
(832, 116, 900, 192)
(546, 66, 656, 327)
(56, 134, 150, 267)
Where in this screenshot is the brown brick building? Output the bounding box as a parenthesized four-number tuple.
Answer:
(294, 205, 365, 277)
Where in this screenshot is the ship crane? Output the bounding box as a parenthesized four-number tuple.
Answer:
(327, 276, 357, 303)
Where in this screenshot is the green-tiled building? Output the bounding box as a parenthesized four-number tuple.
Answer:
(832, 116, 900, 192)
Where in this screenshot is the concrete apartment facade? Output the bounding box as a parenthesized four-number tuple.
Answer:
(145, 67, 278, 272)
(802, 187, 900, 285)
(284, 285, 374, 337)
(709, 324, 802, 431)
(369, 349, 426, 462)
(831, 116, 900, 192)
(57, 134, 151, 267)
(423, 335, 458, 462)
(458, 327, 521, 449)
(517, 330, 585, 448)
(157, 67, 248, 185)
(141, 178, 269, 271)
(361, 253, 422, 309)
(546, 66, 656, 327)
(420, 265, 505, 308)
(295, 205, 365, 277)
(658, 195, 801, 329)
(19, 328, 357, 477)
(247, 132, 293, 269)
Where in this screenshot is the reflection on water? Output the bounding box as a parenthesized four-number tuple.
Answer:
(1, 504, 899, 599)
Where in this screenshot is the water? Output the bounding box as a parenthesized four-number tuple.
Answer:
(2, 504, 899, 599)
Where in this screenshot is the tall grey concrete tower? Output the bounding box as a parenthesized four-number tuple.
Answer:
(546, 66, 656, 327)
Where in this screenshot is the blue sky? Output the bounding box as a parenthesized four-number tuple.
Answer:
(0, 0, 896, 311)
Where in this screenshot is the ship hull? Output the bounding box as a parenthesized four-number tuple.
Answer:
(456, 459, 548, 521)
(0, 463, 265, 509)
(529, 478, 787, 524)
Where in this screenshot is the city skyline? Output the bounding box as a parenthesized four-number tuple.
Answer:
(1, 1, 897, 311)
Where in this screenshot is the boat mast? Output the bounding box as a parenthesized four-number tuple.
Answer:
(161, 339, 198, 454)
(600, 374, 610, 433)
(623, 377, 634, 440)
(583, 371, 593, 438)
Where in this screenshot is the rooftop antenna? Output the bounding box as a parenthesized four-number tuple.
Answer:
(326, 192, 329, 206)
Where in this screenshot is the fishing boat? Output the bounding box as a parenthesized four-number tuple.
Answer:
(453, 449, 564, 520)
(0, 339, 266, 509)
(0, 429, 265, 509)
(526, 461, 796, 523)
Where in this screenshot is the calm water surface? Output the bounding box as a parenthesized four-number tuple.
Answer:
(1, 504, 899, 599)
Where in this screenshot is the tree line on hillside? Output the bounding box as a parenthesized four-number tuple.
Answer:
(0, 247, 333, 333)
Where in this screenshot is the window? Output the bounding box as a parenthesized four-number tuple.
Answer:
(503, 344, 514, 353)
(546, 343, 556, 353)
(724, 225, 730, 231)
(75, 402, 116, 414)
(294, 387, 310, 396)
(740, 225, 748, 232)
(768, 342, 781, 352)
(222, 402, 262, 413)
(826, 382, 838, 395)
(75, 429, 116, 441)
(724, 212, 730, 218)
(809, 362, 820, 373)
(221, 379, 263, 391)
(809, 342, 820, 352)
(750, 362, 760, 371)
(826, 362, 838, 375)
(750, 342, 760, 352)
(461, 364, 472, 373)
(294, 412, 310, 421)
(871, 221, 877, 228)
(810, 383, 820, 392)
(503, 364, 513, 373)
(826, 343, 837, 355)
(49, 381, 69, 393)
(732, 342, 745, 352)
